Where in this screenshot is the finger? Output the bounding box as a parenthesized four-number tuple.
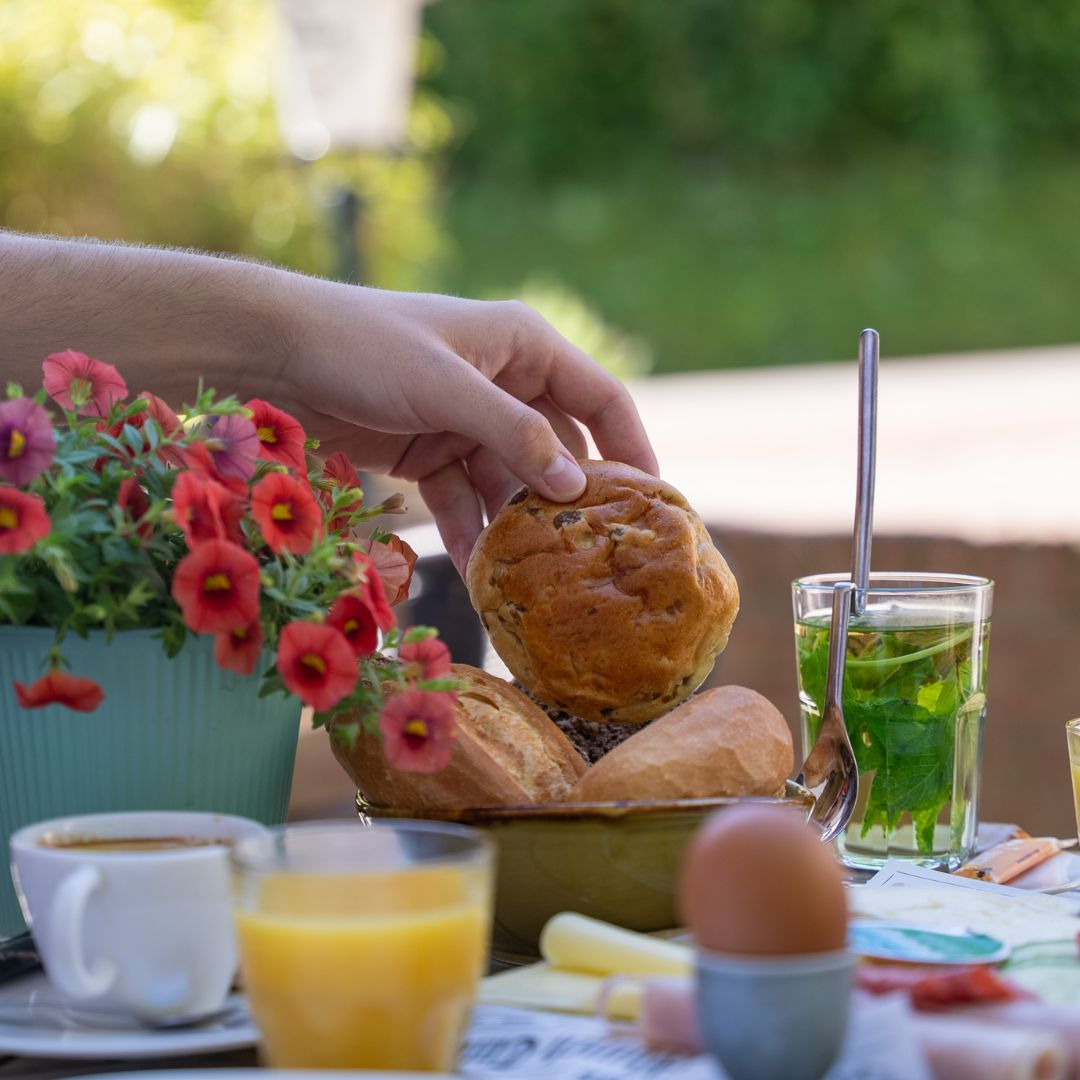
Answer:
(415, 358, 587, 503)
(391, 431, 478, 484)
(467, 444, 523, 521)
(507, 309, 659, 475)
(417, 459, 484, 579)
(393, 394, 588, 490)
(529, 394, 589, 460)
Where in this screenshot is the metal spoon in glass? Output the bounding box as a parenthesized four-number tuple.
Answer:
(797, 582, 859, 843)
(797, 328, 879, 841)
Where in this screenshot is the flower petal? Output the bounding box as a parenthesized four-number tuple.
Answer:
(42, 350, 127, 418)
(14, 671, 104, 712)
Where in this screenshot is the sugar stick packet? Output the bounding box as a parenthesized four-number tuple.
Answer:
(955, 836, 1077, 884)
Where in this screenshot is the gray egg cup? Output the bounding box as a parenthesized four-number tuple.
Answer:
(696, 947, 855, 1080)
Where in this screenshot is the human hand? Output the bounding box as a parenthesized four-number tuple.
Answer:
(273, 282, 658, 575)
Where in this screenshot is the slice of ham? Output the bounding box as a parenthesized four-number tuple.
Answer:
(632, 976, 1073, 1079)
(914, 1014, 1067, 1080)
(856, 964, 1034, 1010)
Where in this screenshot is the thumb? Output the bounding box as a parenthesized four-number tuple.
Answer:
(425, 362, 587, 501)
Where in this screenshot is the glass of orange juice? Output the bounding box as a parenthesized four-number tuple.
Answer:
(231, 820, 494, 1071)
(1067, 720, 1080, 841)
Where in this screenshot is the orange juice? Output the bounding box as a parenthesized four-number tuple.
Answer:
(1068, 719, 1080, 843)
(1072, 762, 1080, 841)
(234, 865, 490, 1070)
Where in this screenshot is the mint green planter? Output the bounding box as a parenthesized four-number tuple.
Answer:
(0, 627, 300, 940)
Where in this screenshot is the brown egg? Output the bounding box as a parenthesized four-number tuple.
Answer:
(679, 805, 847, 955)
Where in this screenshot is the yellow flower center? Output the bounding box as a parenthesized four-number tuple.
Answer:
(343, 618, 359, 634)
(404, 719, 429, 739)
(0, 506, 17, 529)
(301, 653, 327, 676)
(7, 429, 26, 459)
(271, 501, 293, 522)
(203, 573, 231, 592)
(257, 425, 277, 444)
(232, 627, 248, 640)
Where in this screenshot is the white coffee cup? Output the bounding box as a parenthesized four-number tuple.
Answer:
(10, 810, 267, 1022)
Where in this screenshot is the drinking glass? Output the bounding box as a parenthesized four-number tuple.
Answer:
(231, 820, 494, 1071)
(792, 572, 993, 871)
(1066, 720, 1080, 842)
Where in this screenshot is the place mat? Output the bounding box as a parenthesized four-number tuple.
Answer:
(460, 1000, 929, 1079)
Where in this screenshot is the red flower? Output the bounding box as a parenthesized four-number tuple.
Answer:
(326, 593, 379, 658)
(214, 620, 263, 676)
(140, 392, 182, 438)
(117, 476, 151, 539)
(351, 553, 395, 632)
(171, 539, 261, 633)
(379, 690, 457, 773)
(358, 534, 418, 607)
(180, 442, 249, 498)
(103, 393, 184, 466)
(0, 488, 50, 554)
(42, 351, 127, 418)
(276, 621, 357, 712)
(172, 471, 245, 547)
(399, 637, 452, 682)
(251, 472, 322, 555)
(15, 670, 104, 712)
(205, 414, 259, 484)
(245, 400, 307, 472)
(0, 398, 55, 485)
(319, 451, 363, 532)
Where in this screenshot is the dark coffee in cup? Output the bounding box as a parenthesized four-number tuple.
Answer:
(39, 836, 226, 853)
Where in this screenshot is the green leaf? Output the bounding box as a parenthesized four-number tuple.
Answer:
(798, 619, 970, 855)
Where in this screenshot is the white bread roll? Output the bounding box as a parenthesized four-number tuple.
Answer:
(569, 685, 793, 802)
(332, 664, 587, 810)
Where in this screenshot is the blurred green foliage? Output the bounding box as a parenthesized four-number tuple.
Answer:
(0, 0, 446, 291)
(427, 0, 1080, 177)
(426, 0, 1080, 369)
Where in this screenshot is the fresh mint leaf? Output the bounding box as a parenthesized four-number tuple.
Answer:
(798, 617, 981, 856)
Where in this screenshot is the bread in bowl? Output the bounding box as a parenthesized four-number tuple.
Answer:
(466, 460, 739, 725)
(568, 685, 794, 802)
(331, 663, 587, 811)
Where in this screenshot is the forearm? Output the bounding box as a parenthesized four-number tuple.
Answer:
(0, 231, 296, 406)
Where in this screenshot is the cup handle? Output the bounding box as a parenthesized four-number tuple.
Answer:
(46, 865, 117, 999)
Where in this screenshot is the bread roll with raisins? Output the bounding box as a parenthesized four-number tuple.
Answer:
(466, 460, 739, 725)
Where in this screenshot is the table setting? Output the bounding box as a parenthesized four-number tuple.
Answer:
(2, 335, 1080, 1080)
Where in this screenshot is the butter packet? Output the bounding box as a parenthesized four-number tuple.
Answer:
(955, 836, 1077, 885)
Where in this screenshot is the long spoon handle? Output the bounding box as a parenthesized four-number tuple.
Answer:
(824, 582, 855, 717)
(851, 328, 879, 616)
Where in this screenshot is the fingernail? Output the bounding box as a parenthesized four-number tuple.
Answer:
(542, 455, 586, 499)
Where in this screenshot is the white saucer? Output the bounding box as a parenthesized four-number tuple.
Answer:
(0, 972, 258, 1059)
(82, 1072, 452, 1079)
(1009, 850, 1080, 894)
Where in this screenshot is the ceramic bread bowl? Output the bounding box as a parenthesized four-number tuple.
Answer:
(357, 784, 813, 960)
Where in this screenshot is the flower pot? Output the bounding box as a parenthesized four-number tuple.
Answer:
(0, 627, 301, 940)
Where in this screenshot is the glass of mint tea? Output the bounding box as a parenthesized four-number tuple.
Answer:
(793, 572, 993, 870)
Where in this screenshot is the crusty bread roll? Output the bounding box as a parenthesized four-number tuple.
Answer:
(568, 686, 793, 802)
(466, 460, 740, 725)
(331, 664, 587, 810)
